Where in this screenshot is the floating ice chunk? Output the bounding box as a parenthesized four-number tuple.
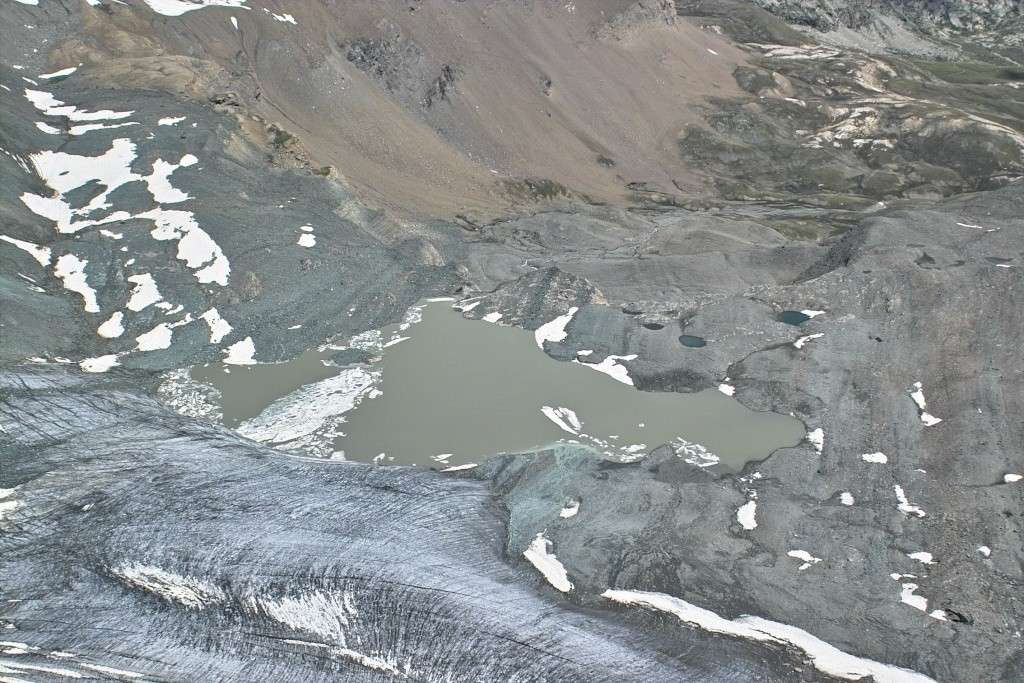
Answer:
(238, 367, 379, 445)
(482, 311, 503, 323)
(674, 438, 720, 468)
(200, 308, 232, 344)
(541, 405, 582, 434)
(575, 353, 637, 386)
(1003, 473, 1022, 483)
(807, 428, 824, 453)
(113, 563, 225, 610)
(126, 273, 162, 311)
(794, 332, 824, 349)
(523, 532, 573, 592)
(862, 452, 887, 464)
(908, 552, 935, 565)
(53, 254, 99, 312)
(535, 307, 577, 348)
(737, 500, 757, 530)
(602, 589, 935, 683)
(223, 337, 256, 365)
(140, 0, 250, 17)
(441, 463, 477, 472)
(840, 492, 855, 506)
(80, 354, 120, 373)
(97, 311, 125, 338)
(0, 234, 51, 266)
(157, 116, 186, 126)
(560, 499, 580, 518)
(787, 550, 822, 571)
(894, 484, 926, 518)
(39, 66, 78, 80)
(454, 299, 481, 312)
(908, 382, 942, 426)
(977, 546, 991, 557)
(141, 208, 230, 286)
(297, 233, 316, 247)
(718, 383, 735, 396)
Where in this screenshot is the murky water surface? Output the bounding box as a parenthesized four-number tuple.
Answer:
(192, 301, 803, 470)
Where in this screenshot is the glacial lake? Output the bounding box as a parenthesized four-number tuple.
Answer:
(192, 300, 804, 471)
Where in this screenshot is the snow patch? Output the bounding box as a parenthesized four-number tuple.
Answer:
(535, 307, 577, 349)
(223, 337, 256, 365)
(97, 312, 125, 339)
(79, 355, 120, 373)
(114, 563, 225, 610)
(53, 254, 99, 312)
(807, 428, 824, 453)
(199, 308, 232, 344)
(575, 353, 637, 386)
(787, 550, 822, 571)
(862, 451, 888, 464)
(908, 382, 942, 426)
(602, 589, 935, 682)
(737, 500, 757, 530)
(523, 532, 573, 592)
(0, 235, 51, 266)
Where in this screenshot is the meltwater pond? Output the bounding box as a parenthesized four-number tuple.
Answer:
(192, 301, 803, 470)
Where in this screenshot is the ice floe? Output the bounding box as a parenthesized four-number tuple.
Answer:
(238, 368, 380, 448)
(908, 382, 942, 426)
(541, 405, 582, 435)
(534, 307, 577, 349)
(523, 532, 573, 592)
(603, 589, 935, 682)
(53, 254, 99, 312)
(737, 500, 757, 530)
(441, 463, 477, 472)
(673, 438, 720, 468)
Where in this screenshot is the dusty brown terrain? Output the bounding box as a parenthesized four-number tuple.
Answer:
(57, 0, 745, 221)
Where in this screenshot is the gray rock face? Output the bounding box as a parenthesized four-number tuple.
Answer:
(749, 0, 1020, 33)
(470, 181, 1024, 683)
